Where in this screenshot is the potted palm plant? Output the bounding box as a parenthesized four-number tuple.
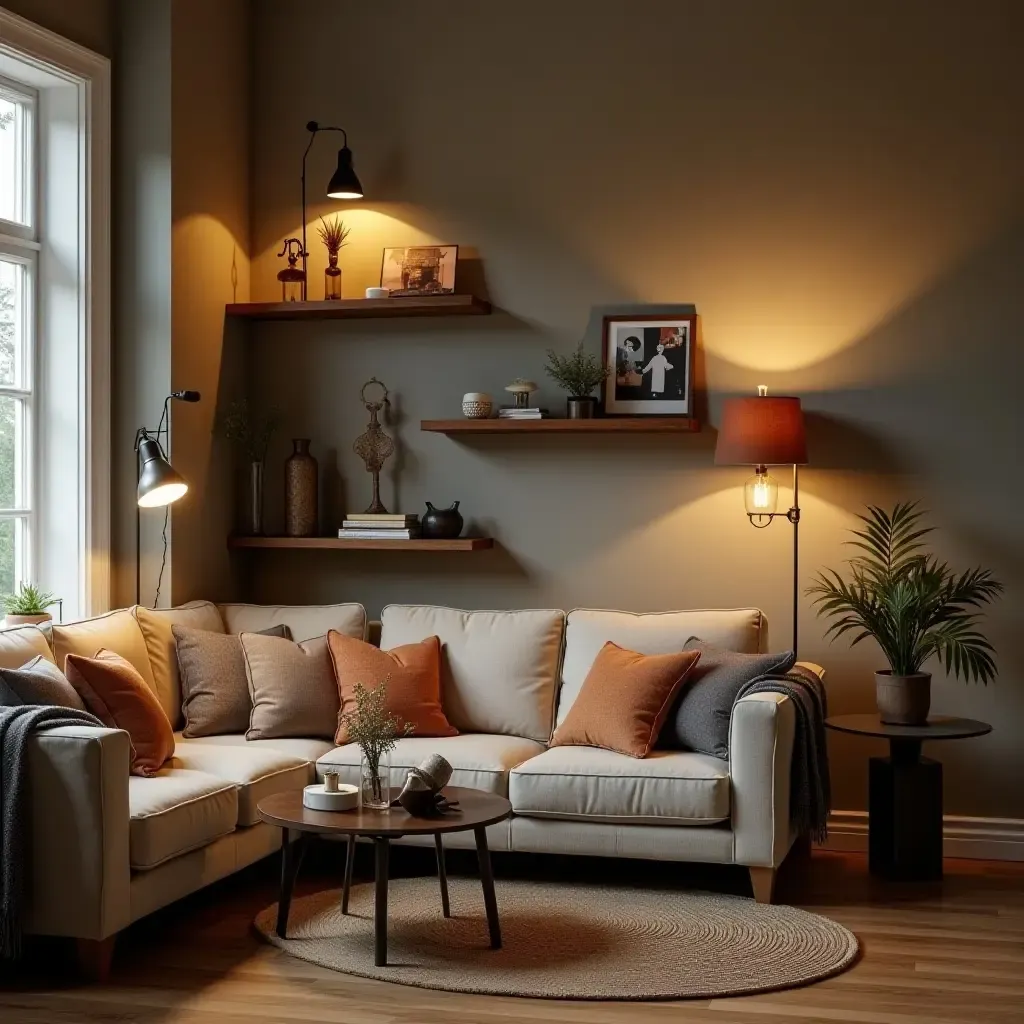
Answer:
(809, 503, 1002, 725)
(545, 342, 610, 418)
(3, 583, 60, 627)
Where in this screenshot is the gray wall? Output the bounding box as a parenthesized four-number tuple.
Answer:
(2, 0, 112, 55)
(245, 0, 1024, 820)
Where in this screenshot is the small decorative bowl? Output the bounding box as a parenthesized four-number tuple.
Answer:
(462, 392, 493, 418)
(303, 782, 359, 812)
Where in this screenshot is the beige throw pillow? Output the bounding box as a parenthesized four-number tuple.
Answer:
(239, 632, 338, 740)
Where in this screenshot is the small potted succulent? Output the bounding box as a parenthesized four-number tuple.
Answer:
(545, 342, 610, 418)
(809, 502, 1002, 725)
(340, 679, 412, 810)
(3, 583, 60, 627)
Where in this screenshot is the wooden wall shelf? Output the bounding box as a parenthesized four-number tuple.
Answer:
(225, 295, 491, 321)
(421, 418, 700, 434)
(228, 535, 493, 552)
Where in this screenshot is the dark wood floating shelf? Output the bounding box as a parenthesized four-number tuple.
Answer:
(421, 417, 700, 434)
(228, 535, 494, 552)
(225, 294, 491, 321)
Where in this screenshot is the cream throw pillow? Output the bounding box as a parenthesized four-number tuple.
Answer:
(239, 632, 339, 740)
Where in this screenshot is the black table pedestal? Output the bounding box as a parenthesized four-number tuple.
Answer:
(868, 739, 943, 881)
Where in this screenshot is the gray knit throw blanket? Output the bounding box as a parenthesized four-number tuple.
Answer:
(735, 664, 831, 843)
(1, 705, 103, 959)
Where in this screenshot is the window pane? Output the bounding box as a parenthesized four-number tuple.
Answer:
(0, 258, 27, 387)
(0, 395, 26, 508)
(0, 519, 14, 595)
(0, 91, 30, 227)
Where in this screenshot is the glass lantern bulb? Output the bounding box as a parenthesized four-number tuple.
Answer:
(744, 466, 779, 515)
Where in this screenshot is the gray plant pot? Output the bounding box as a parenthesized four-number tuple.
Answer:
(875, 670, 931, 725)
(566, 396, 597, 419)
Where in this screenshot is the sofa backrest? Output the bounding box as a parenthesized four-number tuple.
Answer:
(380, 605, 565, 744)
(219, 602, 366, 643)
(556, 607, 768, 727)
(0, 623, 57, 669)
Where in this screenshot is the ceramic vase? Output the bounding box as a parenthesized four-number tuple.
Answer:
(284, 439, 318, 537)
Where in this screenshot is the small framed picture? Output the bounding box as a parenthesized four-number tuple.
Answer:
(380, 245, 459, 296)
(602, 314, 696, 416)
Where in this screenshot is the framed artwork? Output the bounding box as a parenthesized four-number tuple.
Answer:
(602, 314, 697, 416)
(380, 245, 459, 296)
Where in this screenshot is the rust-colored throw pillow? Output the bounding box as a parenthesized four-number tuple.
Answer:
(64, 649, 175, 776)
(550, 642, 702, 758)
(327, 631, 457, 744)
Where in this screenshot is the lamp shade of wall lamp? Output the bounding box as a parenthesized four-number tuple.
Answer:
(326, 145, 364, 200)
(136, 436, 188, 508)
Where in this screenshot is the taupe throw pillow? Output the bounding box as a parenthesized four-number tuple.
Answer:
(240, 631, 339, 740)
(0, 655, 87, 710)
(658, 638, 795, 758)
(174, 624, 289, 737)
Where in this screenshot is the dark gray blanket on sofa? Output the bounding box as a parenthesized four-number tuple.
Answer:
(0, 704, 103, 959)
(735, 664, 831, 843)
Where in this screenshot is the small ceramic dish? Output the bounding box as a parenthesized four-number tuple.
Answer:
(303, 783, 359, 812)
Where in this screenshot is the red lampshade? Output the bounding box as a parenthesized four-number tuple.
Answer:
(715, 394, 807, 466)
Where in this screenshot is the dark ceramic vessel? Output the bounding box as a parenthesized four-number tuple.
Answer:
(421, 501, 463, 539)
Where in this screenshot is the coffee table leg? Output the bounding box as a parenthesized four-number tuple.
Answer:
(474, 826, 501, 949)
(341, 835, 355, 914)
(434, 833, 451, 918)
(374, 837, 390, 966)
(276, 829, 307, 939)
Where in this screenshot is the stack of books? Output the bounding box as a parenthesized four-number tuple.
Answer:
(497, 407, 548, 420)
(338, 513, 420, 540)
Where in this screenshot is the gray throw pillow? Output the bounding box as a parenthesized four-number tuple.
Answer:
(174, 623, 290, 737)
(658, 638, 795, 758)
(0, 655, 87, 710)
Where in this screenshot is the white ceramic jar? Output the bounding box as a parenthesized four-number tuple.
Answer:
(462, 392, 493, 418)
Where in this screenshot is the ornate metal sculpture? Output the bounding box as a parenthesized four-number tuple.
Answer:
(352, 378, 395, 514)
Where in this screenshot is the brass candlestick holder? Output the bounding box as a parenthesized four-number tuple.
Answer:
(352, 378, 395, 514)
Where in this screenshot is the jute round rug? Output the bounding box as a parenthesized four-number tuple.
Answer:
(254, 878, 859, 1000)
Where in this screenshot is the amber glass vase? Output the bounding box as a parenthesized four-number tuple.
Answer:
(284, 439, 318, 536)
(324, 254, 342, 300)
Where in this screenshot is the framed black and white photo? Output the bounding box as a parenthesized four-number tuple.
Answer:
(380, 245, 458, 296)
(602, 314, 696, 416)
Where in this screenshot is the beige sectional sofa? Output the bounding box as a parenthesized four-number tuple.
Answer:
(10, 599, 822, 968)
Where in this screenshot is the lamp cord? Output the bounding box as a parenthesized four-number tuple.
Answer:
(154, 507, 169, 607)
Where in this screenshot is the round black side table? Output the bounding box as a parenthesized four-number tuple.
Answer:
(825, 713, 992, 881)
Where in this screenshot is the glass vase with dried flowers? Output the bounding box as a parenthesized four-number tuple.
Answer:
(216, 399, 280, 535)
(340, 679, 412, 810)
(317, 215, 351, 300)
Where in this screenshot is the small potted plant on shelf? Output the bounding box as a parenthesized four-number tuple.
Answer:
(217, 399, 279, 536)
(340, 679, 413, 810)
(545, 342, 610, 419)
(317, 215, 350, 300)
(809, 502, 1003, 725)
(3, 583, 60, 627)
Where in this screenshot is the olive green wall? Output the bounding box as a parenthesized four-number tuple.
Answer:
(244, 0, 1024, 820)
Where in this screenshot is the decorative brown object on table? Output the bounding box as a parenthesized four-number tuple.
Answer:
(64, 650, 174, 776)
(276, 238, 305, 302)
(825, 713, 992, 881)
(551, 641, 702, 757)
(809, 503, 1002, 725)
(317, 215, 350, 300)
(284, 439, 318, 537)
(397, 753, 456, 816)
(421, 501, 463, 539)
(545, 341, 610, 419)
(257, 786, 511, 966)
(602, 313, 696, 418)
(381, 245, 458, 296)
(352, 378, 395, 515)
(327, 631, 456, 744)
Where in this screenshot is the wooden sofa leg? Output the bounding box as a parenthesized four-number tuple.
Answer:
(76, 935, 116, 982)
(749, 867, 776, 904)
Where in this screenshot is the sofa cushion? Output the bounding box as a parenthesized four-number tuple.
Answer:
(133, 602, 226, 726)
(176, 732, 337, 762)
(317, 733, 545, 797)
(0, 624, 56, 670)
(240, 632, 338, 741)
(380, 605, 565, 743)
(128, 768, 238, 870)
(509, 745, 731, 825)
(171, 737, 312, 825)
(0, 655, 87, 710)
(220, 602, 366, 642)
(52, 609, 157, 699)
(557, 608, 766, 726)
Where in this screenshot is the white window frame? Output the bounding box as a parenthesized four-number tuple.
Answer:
(0, 9, 111, 619)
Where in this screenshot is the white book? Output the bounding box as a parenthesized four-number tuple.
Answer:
(337, 528, 418, 540)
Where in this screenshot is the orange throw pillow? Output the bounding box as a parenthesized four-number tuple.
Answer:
(65, 649, 175, 776)
(551, 642, 701, 758)
(328, 631, 457, 744)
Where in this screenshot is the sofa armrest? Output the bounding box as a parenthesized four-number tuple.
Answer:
(25, 726, 132, 941)
(730, 691, 797, 868)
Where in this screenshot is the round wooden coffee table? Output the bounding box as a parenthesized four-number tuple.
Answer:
(257, 787, 512, 966)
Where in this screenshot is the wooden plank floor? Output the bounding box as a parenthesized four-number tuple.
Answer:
(2, 847, 1023, 1023)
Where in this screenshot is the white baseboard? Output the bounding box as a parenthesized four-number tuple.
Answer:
(820, 810, 1024, 862)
